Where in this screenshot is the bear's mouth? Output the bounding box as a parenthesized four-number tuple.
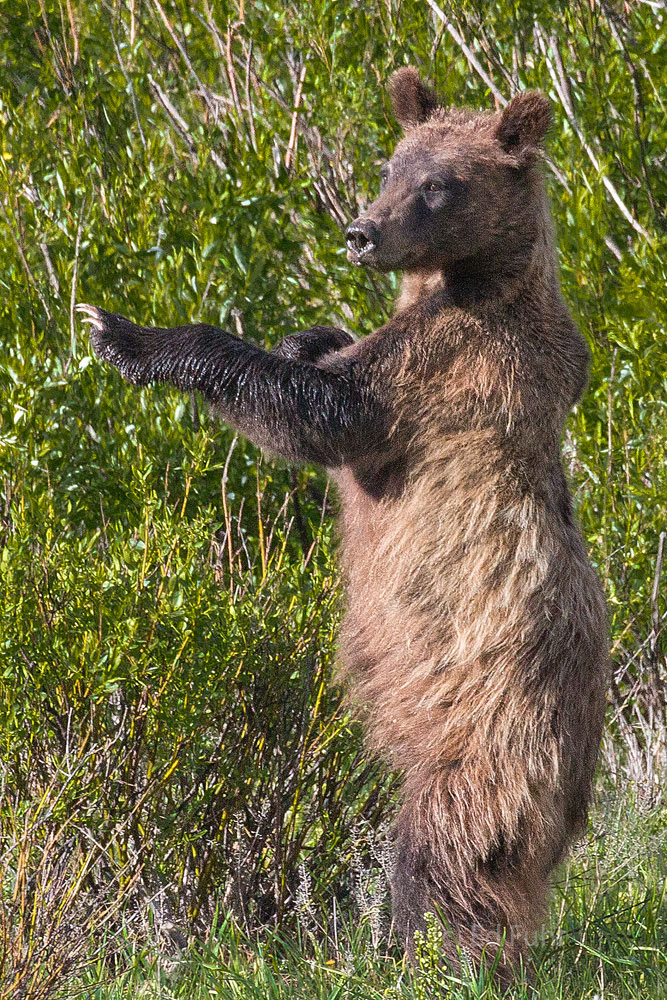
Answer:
(346, 243, 379, 267)
(346, 242, 412, 273)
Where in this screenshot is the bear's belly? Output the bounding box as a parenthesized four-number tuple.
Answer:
(332, 455, 609, 774)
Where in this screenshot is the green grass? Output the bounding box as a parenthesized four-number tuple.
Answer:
(73, 796, 667, 999)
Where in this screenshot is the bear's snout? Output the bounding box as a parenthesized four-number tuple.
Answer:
(346, 219, 380, 263)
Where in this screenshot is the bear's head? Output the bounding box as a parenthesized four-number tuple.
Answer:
(345, 67, 552, 278)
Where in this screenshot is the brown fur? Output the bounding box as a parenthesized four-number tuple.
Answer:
(331, 72, 609, 977)
(83, 68, 610, 984)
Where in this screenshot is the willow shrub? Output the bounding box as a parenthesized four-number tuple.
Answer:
(1, 0, 666, 995)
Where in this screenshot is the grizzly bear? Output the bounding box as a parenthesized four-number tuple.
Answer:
(78, 67, 609, 980)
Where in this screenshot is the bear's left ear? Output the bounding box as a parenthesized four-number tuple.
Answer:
(388, 67, 438, 130)
(495, 91, 552, 161)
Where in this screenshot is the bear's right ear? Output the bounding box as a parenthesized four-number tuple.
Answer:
(388, 67, 438, 130)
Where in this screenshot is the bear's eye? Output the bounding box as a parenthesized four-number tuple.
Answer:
(424, 180, 447, 193)
(379, 167, 390, 190)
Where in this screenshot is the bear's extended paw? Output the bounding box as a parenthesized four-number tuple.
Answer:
(271, 326, 355, 363)
(77, 304, 155, 385)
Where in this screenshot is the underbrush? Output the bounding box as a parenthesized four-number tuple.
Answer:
(1, 1, 666, 998)
(67, 794, 667, 999)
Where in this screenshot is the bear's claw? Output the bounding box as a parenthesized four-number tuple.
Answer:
(75, 303, 105, 330)
(77, 304, 154, 385)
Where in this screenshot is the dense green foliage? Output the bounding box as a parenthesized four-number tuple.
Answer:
(0, 1, 665, 997)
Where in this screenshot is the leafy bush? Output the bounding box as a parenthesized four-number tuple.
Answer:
(0, 1, 665, 997)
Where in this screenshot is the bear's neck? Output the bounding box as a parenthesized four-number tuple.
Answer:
(396, 202, 558, 314)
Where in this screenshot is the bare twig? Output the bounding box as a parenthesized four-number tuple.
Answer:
(285, 64, 307, 171)
(225, 24, 244, 123)
(148, 71, 227, 172)
(65, 0, 79, 64)
(150, 0, 214, 115)
(535, 25, 652, 243)
(601, 234, 624, 261)
(221, 435, 239, 587)
(606, 347, 618, 485)
(596, 0, 660, 220)
(0, 198, 52, 321)
(110, 21, 146, 149)
(39, 243, 60, 295)
(147, 73, 193, 145)
(69, 197, 88, 361)
(649, 531, 666, 665)
(424, 0, 506, 105)
(244, 38, 258, 152)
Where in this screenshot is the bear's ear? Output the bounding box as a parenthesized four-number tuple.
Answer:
(495, 91, 552, 161)
(388, 67, 438, 130)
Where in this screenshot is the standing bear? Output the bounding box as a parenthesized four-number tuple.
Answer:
(79, 67, 609, 979)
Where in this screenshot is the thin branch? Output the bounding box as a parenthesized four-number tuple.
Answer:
(65, 0, 79, 64)
(0, 198, 52, 321)
(69, 197, 88, 361)
(225, 24, 244, 123)
(535, 25, 652, 243)
(649, 531, 666, 665)
(149, 0, 215, 116)
(110, 21, 146, 149)
(39, 243, 60, 295)
(244, 38, 257, 153)
(596, 0, 660, 219)
(148, 71, 226, 172)
(285, 64, 307, 171)
(424, 0, 506, 105)
(147, 73, 193, 145)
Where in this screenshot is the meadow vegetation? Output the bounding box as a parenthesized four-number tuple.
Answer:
(0, 1, 665, 997)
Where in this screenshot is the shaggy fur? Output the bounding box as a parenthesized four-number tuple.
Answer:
(339, 72, 608, 977)
(81, 68, 609, 982)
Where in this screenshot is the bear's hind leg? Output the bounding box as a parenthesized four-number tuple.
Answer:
(391, 803, 539, 986)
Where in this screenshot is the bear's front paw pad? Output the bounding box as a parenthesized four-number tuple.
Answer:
(76, 304, 150, 384)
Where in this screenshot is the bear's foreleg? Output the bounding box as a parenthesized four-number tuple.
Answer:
(78, 306, 381, 467)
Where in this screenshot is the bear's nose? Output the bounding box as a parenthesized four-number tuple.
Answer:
(345, 219, 380, 256)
